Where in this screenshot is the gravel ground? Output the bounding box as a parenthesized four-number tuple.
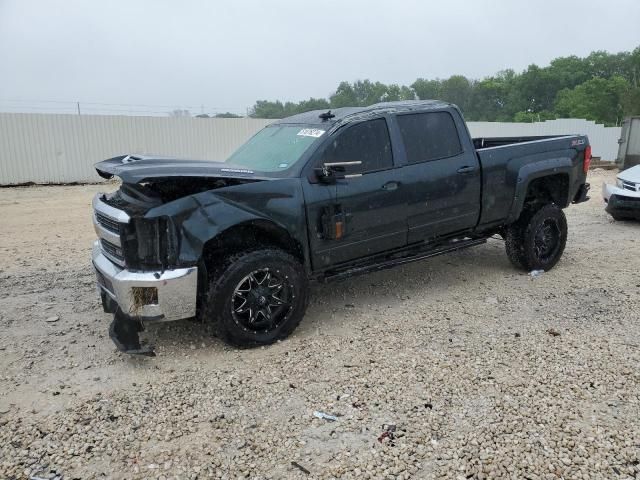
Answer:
(0, 169, 639, 480)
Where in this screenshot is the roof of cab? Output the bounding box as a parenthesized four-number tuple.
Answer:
(270, 100, 453, 127)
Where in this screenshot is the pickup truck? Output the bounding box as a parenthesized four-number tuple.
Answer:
(92, 100, 591, 354)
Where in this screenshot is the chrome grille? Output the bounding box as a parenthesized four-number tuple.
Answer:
(93, 194, 130, 267)
(101, 239, 125, 264)
(95, 211, 120, 234)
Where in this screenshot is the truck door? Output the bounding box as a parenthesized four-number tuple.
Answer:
(394, 111, 481, 243)
(302, 118, 407, 268)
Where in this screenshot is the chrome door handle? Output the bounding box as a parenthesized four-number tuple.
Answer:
(457, 166, 476, 174)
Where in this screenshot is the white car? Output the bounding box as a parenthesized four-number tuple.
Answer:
(602, 165, 640, 220)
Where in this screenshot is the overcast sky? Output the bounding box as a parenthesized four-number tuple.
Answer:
(1, 0, 639, 116)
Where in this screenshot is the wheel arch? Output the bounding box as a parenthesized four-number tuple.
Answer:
(508, 159, 572, 223)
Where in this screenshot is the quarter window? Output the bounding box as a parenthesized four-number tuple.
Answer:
(397, 112, 463, 164)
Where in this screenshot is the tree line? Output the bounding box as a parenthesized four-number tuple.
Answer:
(249, 47, 640, 126)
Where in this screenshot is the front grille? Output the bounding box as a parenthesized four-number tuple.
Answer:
(622, 181, 639, 192)
(95, 211, 120, 234)
(101, 239, 125, 264)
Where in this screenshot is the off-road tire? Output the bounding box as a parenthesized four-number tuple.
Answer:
(504, 203, 568, 272)
(204, 248, 308, 348)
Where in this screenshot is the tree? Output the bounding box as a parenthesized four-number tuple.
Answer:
(329, 80, 396, 107)
(555, 76, 629, 125)
(467, 70, 516, 121)
(439, 75, 474, 113)
(250, 100, 286, 119)
(247, 45, 640, 122)
(411, 78, 442, 100)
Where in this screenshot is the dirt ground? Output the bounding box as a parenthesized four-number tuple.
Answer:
(0, 169, 639, 480)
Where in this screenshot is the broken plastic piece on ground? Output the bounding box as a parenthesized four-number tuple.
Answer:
(546, 328, 561, 337)
(313, 411, 338, 422)
(109, 309, 155, 356)
(378, 423, 397, 443)
(291, 461, 311, 474)
(529, 269, 545, 277)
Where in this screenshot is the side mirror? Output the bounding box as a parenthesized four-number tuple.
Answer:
(314, 161, 362, 184)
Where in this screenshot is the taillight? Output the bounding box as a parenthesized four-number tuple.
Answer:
(583, 145, 592, 173)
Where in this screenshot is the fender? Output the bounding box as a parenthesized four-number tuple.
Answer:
(143, 178, 311, 270)
(506, 156, 573, 224)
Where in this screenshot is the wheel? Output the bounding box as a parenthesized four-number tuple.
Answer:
(504, 204, 568, 272)
(203, 248, 308, 347)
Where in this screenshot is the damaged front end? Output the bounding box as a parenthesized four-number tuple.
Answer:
(91, 154, 305, 354)
(92, 157, 259, 354)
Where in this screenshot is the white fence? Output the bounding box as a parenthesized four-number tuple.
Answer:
(467, 118, 621, 161)
(0, 114, 273, 185)
(0, 114, 622, 185)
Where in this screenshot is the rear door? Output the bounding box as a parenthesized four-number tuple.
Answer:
(394, 111, 481, 243)
(302, 118, 407, 268)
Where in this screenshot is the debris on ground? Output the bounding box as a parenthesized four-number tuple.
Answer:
(529, 269, 545, 277)
(546, 328, 561, 337)
(313, 411, 338, 422)
(377, 424, 397, 443)
(291, 461, 310, 475)
(45, 316, 59, 323)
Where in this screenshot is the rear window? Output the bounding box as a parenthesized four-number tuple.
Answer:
(397, 112, 462, 164)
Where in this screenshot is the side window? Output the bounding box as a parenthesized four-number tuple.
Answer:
(320, 118, 393, 174)
(397, 112, 463, 164)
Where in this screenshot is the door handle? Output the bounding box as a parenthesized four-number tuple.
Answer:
(382, 181, 399, 191)
(457, 166, 476, 174)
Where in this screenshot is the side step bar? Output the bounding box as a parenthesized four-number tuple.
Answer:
(321, 237, 487, 282)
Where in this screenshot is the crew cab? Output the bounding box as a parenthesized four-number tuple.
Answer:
(91, 100, 591, 354)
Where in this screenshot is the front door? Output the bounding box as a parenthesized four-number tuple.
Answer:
(303, 118, 407, 269)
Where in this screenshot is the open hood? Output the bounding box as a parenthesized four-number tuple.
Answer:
(95, 154, 273, 184)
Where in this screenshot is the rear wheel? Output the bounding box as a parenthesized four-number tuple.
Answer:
(505, 204, 567, 272)
(203, 249, 308, 347)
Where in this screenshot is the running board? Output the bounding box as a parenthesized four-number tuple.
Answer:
(321, 238, 487, 282)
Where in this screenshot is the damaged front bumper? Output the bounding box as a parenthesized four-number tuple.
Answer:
(92, 242, 198, 353)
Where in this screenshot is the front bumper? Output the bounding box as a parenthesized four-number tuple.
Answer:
(92, 241, 198, 322)
(602, 183, 640, 219)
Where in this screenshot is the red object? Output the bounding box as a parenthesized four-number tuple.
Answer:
(583, 145, 592, 173)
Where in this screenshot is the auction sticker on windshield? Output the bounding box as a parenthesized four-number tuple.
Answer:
(297, 128, 325, 138)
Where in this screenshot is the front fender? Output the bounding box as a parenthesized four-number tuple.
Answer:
(144, 179, 309, 267)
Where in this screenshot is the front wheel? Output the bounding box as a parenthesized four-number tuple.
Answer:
(203, 249, 308, 347)
(505, 204, 568, 272)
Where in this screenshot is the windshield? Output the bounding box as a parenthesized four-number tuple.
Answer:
(225, 125, 325, 172)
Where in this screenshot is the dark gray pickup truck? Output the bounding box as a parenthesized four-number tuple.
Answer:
(92, 100, 591, 354)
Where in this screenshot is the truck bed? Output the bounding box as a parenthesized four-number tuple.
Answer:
(474, 134, 589, 228)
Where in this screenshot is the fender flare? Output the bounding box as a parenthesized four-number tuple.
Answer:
(507, 157, 573, 224)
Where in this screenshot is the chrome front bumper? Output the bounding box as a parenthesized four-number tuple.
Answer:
(92, 241, 198, 322)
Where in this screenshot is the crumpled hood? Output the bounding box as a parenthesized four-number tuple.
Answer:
(619, 164, 640, 183)
(95, 154, 272, 184)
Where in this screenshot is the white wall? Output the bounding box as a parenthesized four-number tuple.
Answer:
(0, 114, 621, 185)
